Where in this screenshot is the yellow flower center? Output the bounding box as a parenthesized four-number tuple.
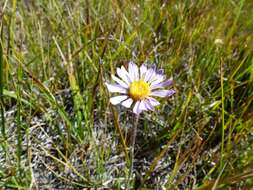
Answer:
(129, 80, 150, 100)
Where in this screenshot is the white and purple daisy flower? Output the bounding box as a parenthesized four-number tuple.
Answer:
(105, 62, 175, 115)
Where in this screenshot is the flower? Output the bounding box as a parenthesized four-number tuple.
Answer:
(105, 62, 175, 114)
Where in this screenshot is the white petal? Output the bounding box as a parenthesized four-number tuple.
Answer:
(105, 82, 127, 93)
(116, 67, 131, 84)
(128, 62, 139, 81)
(140, 64, 147, 79)
(110, 96, 128, 105)
(121, 66, 132, 82)
(138, 100, 148, 112)
(111, 75, 129, 88)
(133, 101, 141, 114)
(121, 98, 133, 108)
(151, 89, 175, 97)
(147, 97, 160, 106)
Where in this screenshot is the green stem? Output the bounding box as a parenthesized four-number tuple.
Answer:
(126, 114, 139, 190)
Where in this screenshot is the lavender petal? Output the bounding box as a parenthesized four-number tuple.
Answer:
(151, 89, 176, 97)
(121, 98, 133, 108)
(133, 101, 141, 114)
(147, 97, 160, 107)
(151, 79, 173, 90)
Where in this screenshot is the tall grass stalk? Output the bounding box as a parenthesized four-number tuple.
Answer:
(0, 31, 5, 140)
(220, 58, 225, 171)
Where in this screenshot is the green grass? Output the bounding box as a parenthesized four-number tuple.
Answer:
(0, 0, 253, 189)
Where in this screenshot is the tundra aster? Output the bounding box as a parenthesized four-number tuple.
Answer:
(105, 62, 175, 114)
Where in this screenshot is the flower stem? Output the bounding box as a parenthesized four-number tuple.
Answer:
(126, 114, 139, 190)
